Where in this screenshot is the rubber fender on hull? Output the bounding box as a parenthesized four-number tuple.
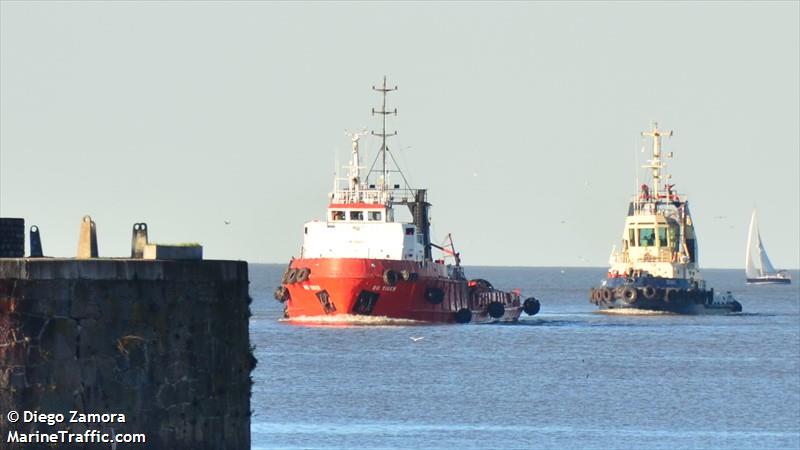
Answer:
(454, 308, 472, 324)
(621, 286, 638, 303)
(281, 268, 292, 284)
(601, 287, 614, 302)
(400, 270, 411, 281)
(487, 301, 505, 319)
(523, 297, 540, 316)
(425, 287, 444, 304)
(296, 267, 311, 283)
(383, 269, 398, 286)
(274, 286, 289, 303)
(286, 268, 299, 284)
(642, 285, 657, 300)
(731, 301, 742, 312)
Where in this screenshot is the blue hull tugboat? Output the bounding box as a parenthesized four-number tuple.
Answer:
(589, 123, 742, 314)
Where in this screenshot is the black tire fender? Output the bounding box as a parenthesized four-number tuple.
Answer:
(425, 287, 444, 304)
(286, 268, 299, 284)
(274, 286, 289, 302)
(383, 269, 398, 286)
(642, 285, 657, 300)
(296, 268, 311, 283)
(622, 286, 638, 303)
(487, 301, 505, 319)
(523, 297, 540, 316)
(454, 308, 472, 324)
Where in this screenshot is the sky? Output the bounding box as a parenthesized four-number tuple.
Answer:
(1, 1, 798, 269)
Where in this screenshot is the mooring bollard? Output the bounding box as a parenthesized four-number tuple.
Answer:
(131, 223, 149, 258)
(77, 215, 98, 258)
(29, 225, 43, 257)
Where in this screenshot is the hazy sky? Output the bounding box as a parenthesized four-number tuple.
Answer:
(1, 1, 798, 269)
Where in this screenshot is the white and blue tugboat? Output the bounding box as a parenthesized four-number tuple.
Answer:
(589, 123, 742, 314)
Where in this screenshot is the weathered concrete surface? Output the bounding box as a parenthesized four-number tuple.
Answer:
(143, 244, 203, 261)
(0, 258, 253, 449)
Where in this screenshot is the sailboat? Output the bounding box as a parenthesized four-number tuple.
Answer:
(746, 210, 791, 284)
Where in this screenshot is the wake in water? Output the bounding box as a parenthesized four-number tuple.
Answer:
(280, 314, 425, 327)
(596, 308, 676, 316)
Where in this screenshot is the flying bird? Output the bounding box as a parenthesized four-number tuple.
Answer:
(409, 336, 424, 342)
(224, 219, 231, 225)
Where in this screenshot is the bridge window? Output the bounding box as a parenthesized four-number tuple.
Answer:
(658, 227, 668, 247)
(668, 225, 679, 251)
(405, 227, 415, 235)
(638, 227, 656, 246)
(628, 228, 637, 247)
(350, 211, 364, 221)
(368, 211, 382, 221)
(331, 211, 345, 221)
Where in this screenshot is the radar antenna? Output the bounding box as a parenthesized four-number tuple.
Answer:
(344, 128, 369, 195)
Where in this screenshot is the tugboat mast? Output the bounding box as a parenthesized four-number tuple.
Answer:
(641, 122, 673, 200)
(371, 76, 397, 191)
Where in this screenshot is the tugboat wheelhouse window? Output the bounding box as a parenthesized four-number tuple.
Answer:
(350, 211, 364, 221)
(628, 228, 637, 247)
(638, 227, 656, 246)
(667, 225, 679, 250)
(658, 226, 668, 247)
(331, 211, 345, 221)
(368, 211, 382, 221)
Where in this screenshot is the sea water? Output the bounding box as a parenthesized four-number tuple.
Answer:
(250, 265, 800, 449)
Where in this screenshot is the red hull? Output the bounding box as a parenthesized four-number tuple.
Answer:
(277, 258, 523, 324)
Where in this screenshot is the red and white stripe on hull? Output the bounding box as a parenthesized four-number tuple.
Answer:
(282, 258, 522, 323)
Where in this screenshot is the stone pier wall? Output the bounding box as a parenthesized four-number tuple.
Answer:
(0, 259, 253, 449)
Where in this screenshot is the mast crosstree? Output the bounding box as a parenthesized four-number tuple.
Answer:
(641, 122, 673, 200)
(370, 76, 398, 191)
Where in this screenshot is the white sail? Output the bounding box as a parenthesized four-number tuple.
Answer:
(746, 211, 758, 278)
(746, 210, 778, 278)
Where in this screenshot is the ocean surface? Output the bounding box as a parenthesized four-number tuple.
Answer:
(249, 265, 800, 450)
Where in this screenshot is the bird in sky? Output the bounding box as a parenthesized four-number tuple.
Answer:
(224, 219, 231, 225)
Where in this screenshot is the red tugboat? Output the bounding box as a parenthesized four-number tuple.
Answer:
(274, 78, 540, 324)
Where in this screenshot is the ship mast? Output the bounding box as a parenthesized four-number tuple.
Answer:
(371, 76, 397, 192)
(641, 122, 673, 200)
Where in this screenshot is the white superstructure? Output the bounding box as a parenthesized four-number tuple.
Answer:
(607, 123, 704, 284)
(299, 77, 434, 263)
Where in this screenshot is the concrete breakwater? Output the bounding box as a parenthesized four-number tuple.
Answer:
(0, 258, 253, 449)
